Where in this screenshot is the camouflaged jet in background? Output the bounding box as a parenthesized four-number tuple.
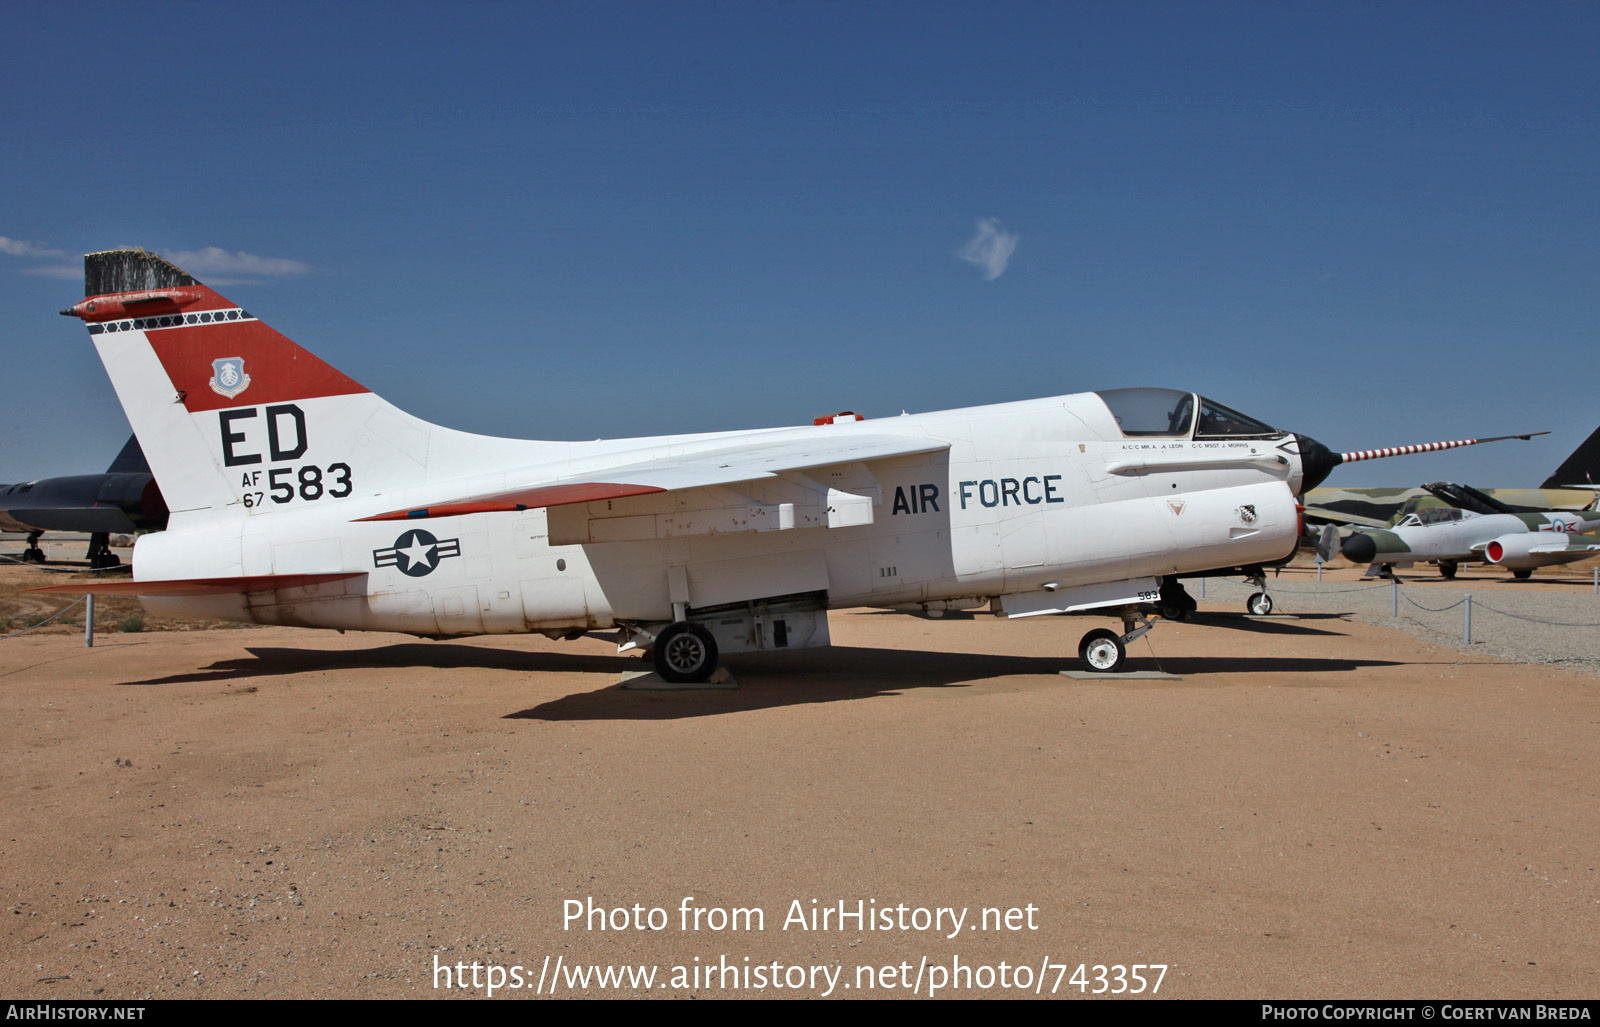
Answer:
(1338, 484, 1600, 579)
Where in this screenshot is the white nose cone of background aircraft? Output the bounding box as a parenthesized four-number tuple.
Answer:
(37, 249, 1539, 675)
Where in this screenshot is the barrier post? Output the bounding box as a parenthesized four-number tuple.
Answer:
(84, 594, 95, 648)
(1463, 593, 1472, 645)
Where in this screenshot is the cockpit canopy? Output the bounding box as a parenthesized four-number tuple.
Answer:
(1395, 505, 1473, 528)
(1094, 388, 1284, 440)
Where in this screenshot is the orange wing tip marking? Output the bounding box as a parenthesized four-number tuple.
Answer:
(355, 482, 668, 522)
(28, 572, 364, 597)
(357, 501, 533, 522)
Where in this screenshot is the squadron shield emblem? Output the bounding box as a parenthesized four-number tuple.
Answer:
(209, 357, 251, 399)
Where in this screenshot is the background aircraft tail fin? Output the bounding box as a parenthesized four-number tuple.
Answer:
(104, 435, 150, 474)
(1540, 424, 1600, 490)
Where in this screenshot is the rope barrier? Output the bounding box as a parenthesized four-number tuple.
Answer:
(1253, 583, 1396, 596)
(1453, 599, 1600, 629)
(0, 597, 87, 641)
(1400, 593, 1467, 613)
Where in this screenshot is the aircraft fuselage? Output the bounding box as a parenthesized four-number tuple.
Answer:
(134, 394, 1302, 636)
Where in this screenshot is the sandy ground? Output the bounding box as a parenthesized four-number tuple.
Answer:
(2, 559, 1598, 1000)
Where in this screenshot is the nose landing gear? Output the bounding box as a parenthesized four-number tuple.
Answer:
(1076, 605, 1155, 674)
(1242, 568, 1273, 616)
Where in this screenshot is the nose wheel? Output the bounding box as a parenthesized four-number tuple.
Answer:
(1242, 568, 1273, 616)
(1079, 629, 1126, 672)
(1076, 606, 1153, 674)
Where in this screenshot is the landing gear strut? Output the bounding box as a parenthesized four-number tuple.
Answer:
(86, 532, 121, 570)
(21, 531, 46, 564)
(1243, 568, 1273, 616)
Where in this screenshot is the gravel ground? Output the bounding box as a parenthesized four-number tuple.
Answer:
(1196, 567, 1600, 676)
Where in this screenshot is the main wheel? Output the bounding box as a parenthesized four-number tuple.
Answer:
(1246, 591, 1274, 616)
(1079, 628, 1127, 673)
(654, 622, 719, 683)
(1158, 577, 1196, 621)
(1511, 569, 1533, 580)
(1439, 560, 1458, 579)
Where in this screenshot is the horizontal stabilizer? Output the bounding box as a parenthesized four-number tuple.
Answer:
(29, 572, 364, 597)
(358, 434, 950, 521)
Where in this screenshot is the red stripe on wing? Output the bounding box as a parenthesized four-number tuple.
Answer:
(28, 572, 364, 597)
(354, 482, 668, 522)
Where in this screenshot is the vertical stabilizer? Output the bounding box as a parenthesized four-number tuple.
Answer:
(1541, 425, 1600, 489)
(61, 250, 429, 517)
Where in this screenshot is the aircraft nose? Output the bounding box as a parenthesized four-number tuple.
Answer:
(1341, 532, 1378, 564)
(1296, 434, 1340, 493)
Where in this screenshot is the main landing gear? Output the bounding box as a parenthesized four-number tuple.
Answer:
(21, 531, 46, 564)
(86, 532, 121, 570)
(620, 620, 721, 684)
(1156, 575, 1197, 621)
(653, 621, 719, 684)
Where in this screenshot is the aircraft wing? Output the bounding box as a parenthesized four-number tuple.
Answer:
(358, 433, 950, 522)
(29, 572, 364, 596)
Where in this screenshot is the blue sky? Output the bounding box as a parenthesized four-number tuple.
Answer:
(3, 1, 1596, 487)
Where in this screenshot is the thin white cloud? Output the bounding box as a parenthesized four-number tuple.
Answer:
(0, 236, 67, 259)
(20, 264, 82, 280)
(958, 218, 1019, 281)
(166, 247, 312, 278)
(1, 238, 313, 285)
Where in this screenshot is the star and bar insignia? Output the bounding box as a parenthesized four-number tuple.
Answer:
(373, 528, 461, 577)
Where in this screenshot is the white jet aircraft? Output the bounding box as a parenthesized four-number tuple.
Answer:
(38, 249, 1537, 676)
